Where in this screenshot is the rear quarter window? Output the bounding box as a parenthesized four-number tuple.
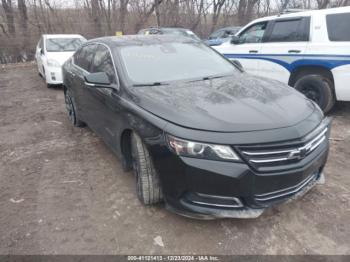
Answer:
(326, 13, 350, 41)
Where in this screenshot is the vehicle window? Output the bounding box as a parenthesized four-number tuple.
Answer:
(91, 45, 116, 83)
(150, 29, 161, 35)
(223, 30, 234, 38)
(210, 30, 224, 39)
(326, 13, 350, 41)
(238, 22, 267, 44)
(74, 44, 96, 72)
(267, 19, 307, 42)
(46, 38, 84, 52)
(119, 42, 239, 84)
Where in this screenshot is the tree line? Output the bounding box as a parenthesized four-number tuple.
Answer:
(0, 0, 349, 64)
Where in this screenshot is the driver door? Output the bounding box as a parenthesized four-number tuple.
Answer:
(86, 44, 121, 149)
(217, 21, 268, 76)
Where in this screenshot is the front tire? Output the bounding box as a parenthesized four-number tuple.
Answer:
(131, 133, 163, 205)
(64, 89, 85, 127)
(294, 74, 335, 113)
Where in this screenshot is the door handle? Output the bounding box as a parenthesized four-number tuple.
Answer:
(249, 50, 258, 53)
(288, 50, 301, 54)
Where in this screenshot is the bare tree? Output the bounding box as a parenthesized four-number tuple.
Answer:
(316, 0, 330, 8)
(237, 0, 260, 25)
(210, 0, 227, 32)
(18, 0, 29, 36)
(89, 0, 103, 36)
(1, 0, 15, 35)
(131, 0, 163, 32)
(119, 0, 130, 33)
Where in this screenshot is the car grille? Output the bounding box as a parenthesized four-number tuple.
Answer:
(254, 172, 318, 204)
(236, 127, 328, 173)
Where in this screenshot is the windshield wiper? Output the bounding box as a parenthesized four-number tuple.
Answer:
(187, 74, 230, 83)
(132, 82, 169, 87)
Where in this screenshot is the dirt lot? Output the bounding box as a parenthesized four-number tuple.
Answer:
(0, 64, 349, 255)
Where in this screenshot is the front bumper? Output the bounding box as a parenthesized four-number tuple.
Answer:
(166, 172, 324, 219)
(45, 66, 63, 85)
(150, 119, 331, 219)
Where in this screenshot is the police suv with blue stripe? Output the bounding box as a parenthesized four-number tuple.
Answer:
(214, 7, 350, 113)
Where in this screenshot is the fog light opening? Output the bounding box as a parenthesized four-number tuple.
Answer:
(189, 192, 244, 208)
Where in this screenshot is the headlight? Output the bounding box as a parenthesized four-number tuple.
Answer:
(167, 135, 240, 162)
(47, 59, 60, 68)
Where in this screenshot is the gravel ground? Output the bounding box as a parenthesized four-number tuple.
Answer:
(0, 64, 349, 255)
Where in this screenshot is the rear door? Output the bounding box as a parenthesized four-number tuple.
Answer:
(258, 17, 310, 83)
(217, 21, 268, 75)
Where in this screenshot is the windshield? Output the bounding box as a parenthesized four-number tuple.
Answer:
(119, 42, 237, 84)
(46, 38, 84, 52)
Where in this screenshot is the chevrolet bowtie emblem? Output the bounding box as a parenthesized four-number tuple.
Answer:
(287, 144, 312, 160)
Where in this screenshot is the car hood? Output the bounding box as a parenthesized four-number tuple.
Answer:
(46, 52, 75, 66)
(127, 74, 317, 132)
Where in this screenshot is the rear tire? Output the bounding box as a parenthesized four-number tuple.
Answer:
(131, 133, 163, 205)
(294, 74, 335, 113)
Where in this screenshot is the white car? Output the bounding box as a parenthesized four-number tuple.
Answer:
(36, 34, 86, 87)
(214, 7, 350, 113)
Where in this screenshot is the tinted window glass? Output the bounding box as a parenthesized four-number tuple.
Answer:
(327, 13, 350, 41)
(268, 19, 306, 42)
(91, 45, 116, 83)
(74, 45, 95, 72)
(239, 22, 267, 44)
(119, 42, 238, 84)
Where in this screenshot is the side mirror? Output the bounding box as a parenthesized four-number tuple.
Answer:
(84, 72, 111, 87)
(230, 35, 240, 45)
(40, 49, 44, 55)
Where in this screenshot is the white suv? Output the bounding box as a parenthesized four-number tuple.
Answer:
(214, 7, 350, 113)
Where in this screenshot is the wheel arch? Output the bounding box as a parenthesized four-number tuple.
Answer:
(120, 128, 133, 171)
(288, 65, 334, 87)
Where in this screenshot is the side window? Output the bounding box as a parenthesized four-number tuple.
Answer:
(91, 45, 116, 84)
(326, 13, 350, 41)
(150, 29, 161, 35)
(211, 30, 224, 39)
(74, 45, 96, 72)
(267, 18, 309, 42)
(238, 22, 267, 44)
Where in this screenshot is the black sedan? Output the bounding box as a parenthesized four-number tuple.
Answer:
(62, 35, 331, 219)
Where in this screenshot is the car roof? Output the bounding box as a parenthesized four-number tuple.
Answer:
(87, 34, 198, 47)
(143, 27, 193, 32)
(251, 6, 350, 23)
(216, 26, 241, 31)
(43, 34, 85, 39)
